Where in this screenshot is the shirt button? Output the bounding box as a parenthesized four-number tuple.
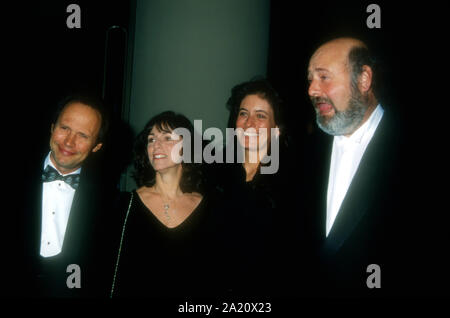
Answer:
(47, 242, 50, 245)
(52, 211, 55, 215)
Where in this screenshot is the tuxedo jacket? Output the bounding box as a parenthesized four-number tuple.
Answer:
(300, 109, 421, 297)
(15, 153, 118, 298)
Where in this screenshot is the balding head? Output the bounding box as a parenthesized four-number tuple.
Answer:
(316, 37, 367, 51)
(307, 37, 378, 136)
(310, 37, 368, 75)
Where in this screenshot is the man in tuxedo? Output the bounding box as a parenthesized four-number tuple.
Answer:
(301, 37, 418, 297)
(16, 94, 117, 298)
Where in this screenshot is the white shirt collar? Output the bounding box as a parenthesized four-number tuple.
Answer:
(326, 104, 384, 237)
(335, 104, 384, 146)
(44, 152, 82, 176)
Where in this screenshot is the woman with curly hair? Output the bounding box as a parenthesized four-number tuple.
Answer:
(110, 111, 213, 298)
(207, 77, 298, 297)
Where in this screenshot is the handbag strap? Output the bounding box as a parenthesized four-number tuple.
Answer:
(110, 191, 134, 298)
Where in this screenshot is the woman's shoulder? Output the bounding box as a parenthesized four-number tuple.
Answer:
(182, 192, 204, 214)
(185, 191, 203, 201)
(135, 186, 161, 205)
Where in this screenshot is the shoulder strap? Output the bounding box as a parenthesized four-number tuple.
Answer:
(110, 191, 134, 298)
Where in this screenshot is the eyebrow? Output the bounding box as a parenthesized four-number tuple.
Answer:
(58, 122, 92, 138)
(238, 108, 270, 118)
(307, 67, 332, 81)
(309, 67, 330, 75)
(148, 130, 173, 137)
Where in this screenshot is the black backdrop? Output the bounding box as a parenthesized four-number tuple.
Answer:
(3, 0, 447, 305)
(9, 0, 134, 186)
(7, 0, 443, 174)
(268, 1, 428, 143)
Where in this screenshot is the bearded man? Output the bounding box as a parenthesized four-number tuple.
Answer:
(301, 37, 415, 297)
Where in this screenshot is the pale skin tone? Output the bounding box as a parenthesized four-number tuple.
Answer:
(49, 102, 103, 174)
(136, 126, 202, 229)
(235, 94, 279, 181)
(307, 37, 378, 137)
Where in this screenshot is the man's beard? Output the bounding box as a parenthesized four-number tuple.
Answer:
(311, 86, 368, 136)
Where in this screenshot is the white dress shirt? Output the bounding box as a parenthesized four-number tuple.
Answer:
(326, 104, 384, 237)
(40, 153, 81, 257)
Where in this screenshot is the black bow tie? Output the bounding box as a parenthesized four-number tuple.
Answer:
(41, 165, 80, 190)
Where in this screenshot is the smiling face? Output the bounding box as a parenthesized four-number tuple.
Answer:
(49, 102, 103, 174)
(307, 39, 369, 136)
(147, 125, 182, 172)
(235, 94, 278, 151)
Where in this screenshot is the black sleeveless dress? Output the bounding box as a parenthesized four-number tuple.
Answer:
(110, 190, 215, 298)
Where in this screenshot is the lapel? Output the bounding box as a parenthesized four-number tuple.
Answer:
(60, 167, 96, 262)
(25, 154, 46, 260)
(20, 152, 47, 274)
(322, 114, 392, 256)
(317, 136, 333, 243)
(61, 181, 82, 258)
(305, 131, 333, 250)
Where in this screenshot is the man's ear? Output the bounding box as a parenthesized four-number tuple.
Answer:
(358, 65, 373, 93)
(92, 143, 103, 153)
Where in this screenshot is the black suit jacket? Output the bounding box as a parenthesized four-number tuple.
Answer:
(16, 153, 118, 298)
(301, 109, 419, 298)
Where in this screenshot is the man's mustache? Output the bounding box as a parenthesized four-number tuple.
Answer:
(310, 96, 335, 109)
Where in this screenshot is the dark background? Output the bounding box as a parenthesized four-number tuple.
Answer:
(3, 0, 446, 303)
(9, 0, 134, 185)
(267, 1, 437, 143)
(8, 0, 441, 173)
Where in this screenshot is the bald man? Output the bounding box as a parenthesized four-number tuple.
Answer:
(301, 37, 413, 297)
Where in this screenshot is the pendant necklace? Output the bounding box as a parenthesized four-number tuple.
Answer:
(162, 196, 177, 225)
(163, 202, 171, 222)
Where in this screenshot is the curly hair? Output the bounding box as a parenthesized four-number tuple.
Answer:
(132, 111, 203, 194)
(226, 77, 284, 133)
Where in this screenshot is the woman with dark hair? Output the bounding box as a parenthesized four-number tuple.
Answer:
(110, 111, 213, 298)
(209, 78, 297, 297)
(225, 77, 286, 181)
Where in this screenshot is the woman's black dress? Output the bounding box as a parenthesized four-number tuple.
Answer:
(111, 190, 214, 298)
(209, 162, 292, 297)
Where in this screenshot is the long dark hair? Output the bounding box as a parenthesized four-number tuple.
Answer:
(132, 111, 203, 194)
